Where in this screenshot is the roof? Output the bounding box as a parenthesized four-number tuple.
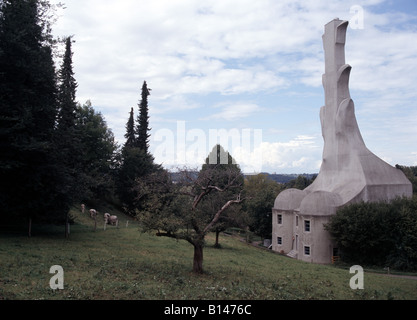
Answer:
(299, 191, 343, 216)
(274, 188, 308, 211)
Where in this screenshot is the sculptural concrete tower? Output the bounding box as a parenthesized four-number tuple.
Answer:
(271, 19, 412, 264)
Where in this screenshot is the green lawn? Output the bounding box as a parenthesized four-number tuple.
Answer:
(1, 207, 417, 300)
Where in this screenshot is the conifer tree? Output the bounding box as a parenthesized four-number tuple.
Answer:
(55, 36, 79, 237)
(57, 36, 78, 132)
(117, 95, 158, 215)
(0, 0, 63, 230)
(135, 81, 151, 153)
(124, 107, 136, 148)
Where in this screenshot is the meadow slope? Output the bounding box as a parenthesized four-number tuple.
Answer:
(1, 206, 417, 300)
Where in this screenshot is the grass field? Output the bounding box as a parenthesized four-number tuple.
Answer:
(1, 206, 417, 300)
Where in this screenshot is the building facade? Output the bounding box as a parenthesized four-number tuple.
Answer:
(271, 19, 412, 264)
(272, 189, 341, 264)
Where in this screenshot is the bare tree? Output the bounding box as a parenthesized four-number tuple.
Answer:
(136, 166, 244, 274)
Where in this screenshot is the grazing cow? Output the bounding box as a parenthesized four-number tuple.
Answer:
(89, 209, 97, 219)
(104, 213, 118, 226)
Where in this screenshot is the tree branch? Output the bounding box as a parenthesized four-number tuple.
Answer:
(203, 193, 243, 234)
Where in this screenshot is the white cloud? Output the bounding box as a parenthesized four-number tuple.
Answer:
(202, 102, 262, 121)
(54, 0, 417, 103)
(50, 0, 417, 171)
(232, 135, 322, 173)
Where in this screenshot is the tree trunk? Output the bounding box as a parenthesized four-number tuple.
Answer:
(215, 230, 220, 248)
(65, 213, 69, 238)
(193, 243, 204, 274)
(28, 217, 32, 238)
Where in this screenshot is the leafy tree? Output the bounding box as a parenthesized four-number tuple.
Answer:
(285, 174, 315, 190)
(0, 0, 64, 231)
(325, 197, 417, 271)
(137, 146, 244, 274)
(75, 100, 118, 201)
(135, 80, 151, 153)
(201, 145, 246, 247)
(396, 165, 417, 194)
(243, 174, 284, 239)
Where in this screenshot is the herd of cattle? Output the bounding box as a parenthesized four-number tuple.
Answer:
(80, 204, 119, 227)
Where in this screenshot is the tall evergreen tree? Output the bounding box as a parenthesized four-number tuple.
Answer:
(135, 81, 151, 153)
(55, 36, 79, 237)
(0, 0, 63, 230)
(124, 107, 136, 148)
(57, 36, 77, 132)
(116, 84, 158, 215)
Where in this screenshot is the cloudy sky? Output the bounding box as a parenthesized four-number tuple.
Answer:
(51, 0, 417, 173)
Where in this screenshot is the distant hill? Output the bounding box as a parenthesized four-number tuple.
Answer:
(170, 171, 317, 184)
(250, 172, 318, 184)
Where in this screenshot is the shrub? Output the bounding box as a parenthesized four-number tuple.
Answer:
(326, 196, 417, 271)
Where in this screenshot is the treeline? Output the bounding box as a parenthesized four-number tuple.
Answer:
(257, 172, 317, 184)
(0, 1, 120, 235)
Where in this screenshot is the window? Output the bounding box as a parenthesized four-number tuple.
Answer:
(304, 246, 311, 256)
(277, 214, 282, 224)
(277, 237, 282, 245)
(295, 215, 298, 227)
(304, 220, 310, 232)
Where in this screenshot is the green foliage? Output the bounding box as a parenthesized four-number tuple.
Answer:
(284, 174, 316, 190)
(54, 35, 80, 216)
(326, 196, 417, 271)
(117, 81, 157, 215)
(396, 165, 417, 194)
(75, 101, 118, 200)
(243, 174, 284, 239)
(201, 145, 246, 245)
(124, 107, 136, 148)
(137, 146, 244, 273)
(56, 36, 77, 132)
(135, 81, 151, 152)
(0, 1, 118, 228)
(0, 0, 63, 222)
(116, 146, 158, 215)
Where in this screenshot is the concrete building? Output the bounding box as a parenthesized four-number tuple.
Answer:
(271, 19, 412, 264)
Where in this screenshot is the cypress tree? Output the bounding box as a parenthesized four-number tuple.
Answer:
(135, 81, 151, 153)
